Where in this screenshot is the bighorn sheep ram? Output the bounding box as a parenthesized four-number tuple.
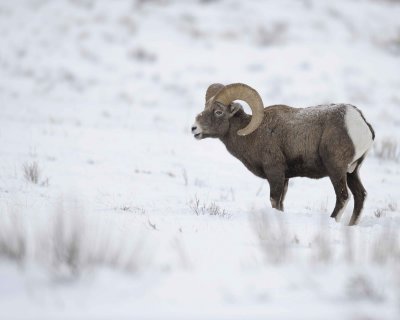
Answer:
(192, 83, 375, 225)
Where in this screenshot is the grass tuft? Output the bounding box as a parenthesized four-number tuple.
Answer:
(0, 200, 150, 278)
(23, 161, 40, 184)
(251, 210, 291, 264)
(374, 138, 400, 162)
(189, 196, 230, 218)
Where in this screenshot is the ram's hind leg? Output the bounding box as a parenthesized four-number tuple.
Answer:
(329, 174, 350, 222)
(347, 160, 367, 226)
(324, 161, 350, 222)
(321, 127, 353, 223)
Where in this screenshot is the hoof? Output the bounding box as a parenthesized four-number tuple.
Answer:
(348, 218, 359, 226)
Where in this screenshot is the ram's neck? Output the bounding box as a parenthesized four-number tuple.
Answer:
(219, 112, 267, 179)
(220, 112, 252, 155)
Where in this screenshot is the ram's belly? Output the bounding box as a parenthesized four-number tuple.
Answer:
(285, 155, 327, 179)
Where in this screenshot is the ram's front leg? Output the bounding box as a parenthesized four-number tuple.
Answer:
(265, 169, 286, 211)
(280, 178, 289, 210)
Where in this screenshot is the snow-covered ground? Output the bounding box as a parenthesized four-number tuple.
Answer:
(1, 0, 400, 319)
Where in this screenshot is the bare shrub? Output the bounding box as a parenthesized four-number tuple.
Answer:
(0, 209, 26, 264)
(147, 219, 157, 230)
(311, 230, 333, 263)
(250, 205, 400, 268)
(23, 161, 40, 184)
(83, 232, 147, 275)
(343, 227, 355, 264)
(188, 196, 230, 218)
(374, 198, 398, 218)
(374, 208, 386, 218)
(44, 201, 149, 277)
(1, 200, 150, 278)
(118, 15, 137, 34)
(182, 167, 188, 186)
(115, 205, 146, 214)
(251, 210, 290, 264)
(49, 202, 85, 276)
(40, 177, 50, 187)
(370, 227, 400, 265)
(387, 199, 398, 212)
(384, 30, 400, 56)
(346, 274, 384, 302)
(128, 47, 156, 62)
(255, 22, 287, 46)
(374, 138, 400, 161)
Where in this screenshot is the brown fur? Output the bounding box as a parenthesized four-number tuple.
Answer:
(192, 99, 374, 225)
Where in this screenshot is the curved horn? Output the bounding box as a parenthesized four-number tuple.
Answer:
(205, 83, 225, 102)
(213, 83, 264, 136)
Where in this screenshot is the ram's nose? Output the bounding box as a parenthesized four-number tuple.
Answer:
(191, 122, 203, 139)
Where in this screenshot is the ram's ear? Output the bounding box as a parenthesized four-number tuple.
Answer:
(228, 102, 243, 118)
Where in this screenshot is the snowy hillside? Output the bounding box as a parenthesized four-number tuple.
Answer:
(1, 0, 400, 319)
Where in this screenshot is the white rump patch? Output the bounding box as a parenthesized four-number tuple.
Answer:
(347, 162, 357, 174)
(345, 106, 373, 169)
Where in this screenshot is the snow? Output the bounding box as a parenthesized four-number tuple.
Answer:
(1, 0, 400, 319)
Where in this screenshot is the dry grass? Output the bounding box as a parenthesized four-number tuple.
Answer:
(313, 225, 399, 266)
(0, 200, 150, 278)
(374, 137, 400, 162)
(48, 202, 85, 276)
(374, 198, 398, 218)
(251, 210, 291, 264)
(23, 161, 49, 186)
(23, 161, 40, 184)
(346, 274, 384, 302)
(311, 230, 333, 263)
(189, 196, 230, 218)
(0, 209, 26, 265)
(255, 22, 287, 46)
(128, 47, 156, 62)
(370, 227, 400, 265)
(251, 209, 400, 268)
(116, 205, 146, 214)
(182, 167, 188, 186)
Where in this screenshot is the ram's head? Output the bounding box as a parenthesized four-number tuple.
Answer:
(191, 83, 265, 139)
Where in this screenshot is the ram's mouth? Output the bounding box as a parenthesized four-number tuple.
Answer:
(194, 133, 202, 140)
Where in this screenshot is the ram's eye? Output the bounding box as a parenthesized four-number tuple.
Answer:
(214, 110, 224, 117)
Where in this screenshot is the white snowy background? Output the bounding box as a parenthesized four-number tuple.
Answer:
(1, 0, 400, 319)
